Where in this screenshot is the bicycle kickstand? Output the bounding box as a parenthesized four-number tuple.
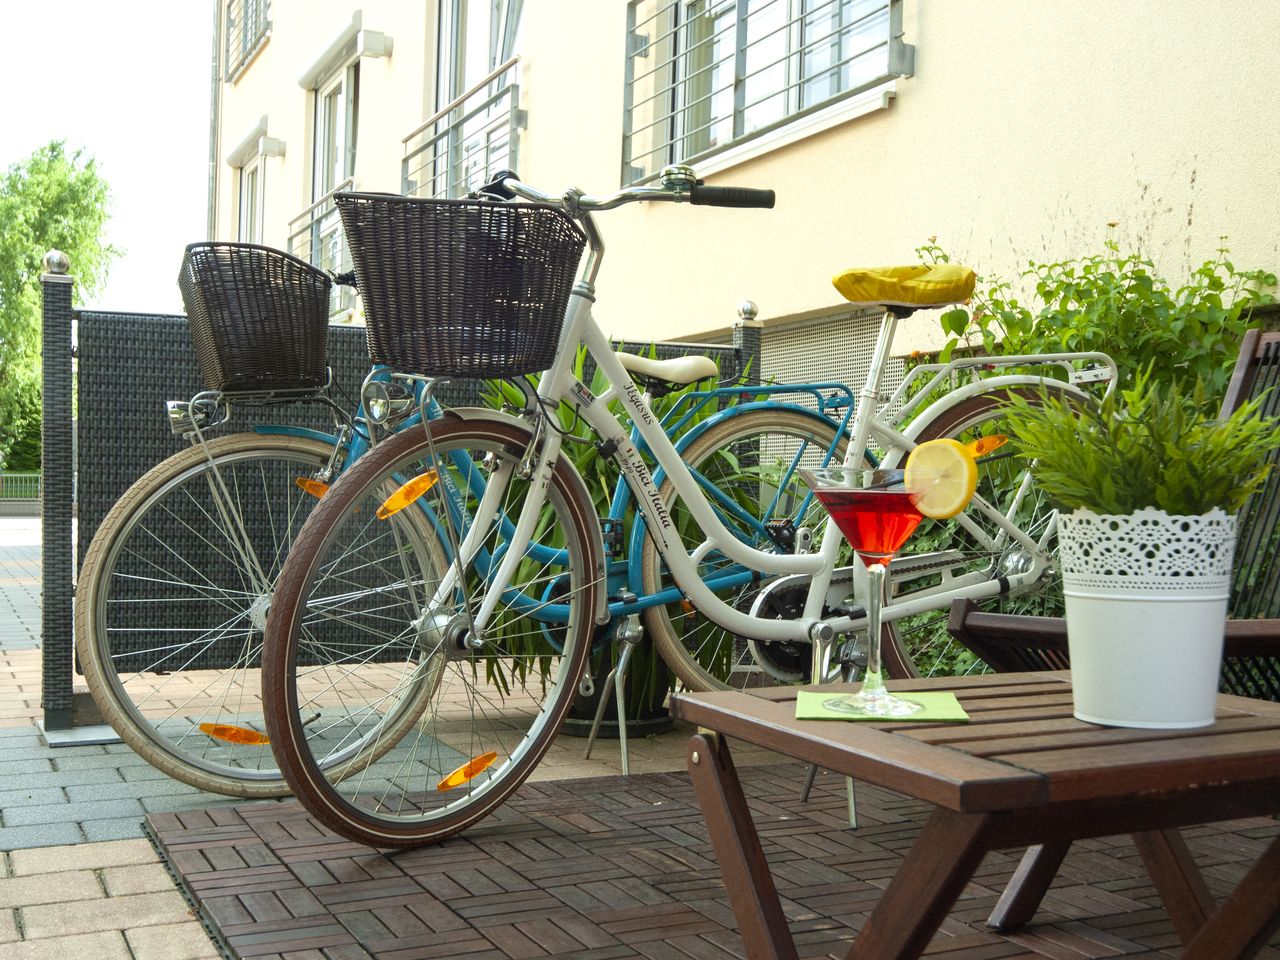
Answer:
(583, 605, 644, 775)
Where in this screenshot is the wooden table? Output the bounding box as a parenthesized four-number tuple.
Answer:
(670, 673, 1280, 960)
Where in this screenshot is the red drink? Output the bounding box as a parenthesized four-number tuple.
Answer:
(812, 487, 922, 565)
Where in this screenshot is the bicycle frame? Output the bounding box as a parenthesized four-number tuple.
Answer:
(459, 274, 1116, 652)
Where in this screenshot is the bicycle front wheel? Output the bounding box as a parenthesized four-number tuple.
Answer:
(263, 415, 602, 847)
(76, 433, 349, 796)
(883, 382, 1080, 677)
(640, 407, 844, 691)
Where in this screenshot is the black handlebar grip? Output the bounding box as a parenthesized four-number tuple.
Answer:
(688, 185, 775, 208)
(476, 169, 519, 200)
(330, 270, 358, 287)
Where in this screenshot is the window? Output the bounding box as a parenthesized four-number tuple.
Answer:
(403, 0, 524, 198)
(224, 0, 270, 81)
(237, 160, 262, 243)
(313, 64, 359, 201)
(623, 0, 913, 183)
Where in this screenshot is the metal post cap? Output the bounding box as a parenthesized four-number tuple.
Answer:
(737, 300, 758, 321)
(43, 250, 70, 274)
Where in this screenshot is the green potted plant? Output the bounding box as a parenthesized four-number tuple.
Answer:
(1004, 371, 1280, 728)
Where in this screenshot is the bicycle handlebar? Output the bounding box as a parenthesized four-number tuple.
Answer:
(482, 171, 774, 213)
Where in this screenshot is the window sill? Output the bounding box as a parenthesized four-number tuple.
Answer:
(688, 80, 897, 181)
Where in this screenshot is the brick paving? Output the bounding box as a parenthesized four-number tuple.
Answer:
(0, 519, 704, 959)
(148, 765, 1280, 960)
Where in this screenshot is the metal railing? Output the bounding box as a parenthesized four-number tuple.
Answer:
(403, 57, 524, 199)
(0, 472, 40, 501)
(623, 0, 913, 184)
(287, 179, 356, 317)
(224, 0, 271, 81)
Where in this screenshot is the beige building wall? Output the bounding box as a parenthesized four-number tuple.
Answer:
(212, 1, 1280, 348)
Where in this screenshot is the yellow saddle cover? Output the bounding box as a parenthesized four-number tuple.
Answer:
(832, 263, 976, 309)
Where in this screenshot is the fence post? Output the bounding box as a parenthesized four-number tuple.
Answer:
(732, 300, 762, 386)
(40, 250, 75, 731)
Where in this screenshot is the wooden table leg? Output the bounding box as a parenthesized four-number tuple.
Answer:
(687, 733, 799, 960)
(987, 841, 1071, 930)
(847, 807, 993, 960)
(1132, 828, 1215, 944)
(1181, 833, 1280, 960)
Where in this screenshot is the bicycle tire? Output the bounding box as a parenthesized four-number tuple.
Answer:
(640, 407, 845, 691)
(76, 433, 403, 795)
(882, 382, 1080, 678)
(262, 414, 602, 847)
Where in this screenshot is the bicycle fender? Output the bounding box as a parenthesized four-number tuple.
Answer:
(623, 402, 838, 593)
(252, 425, 340, 444)
(901, 375, 1093, 445)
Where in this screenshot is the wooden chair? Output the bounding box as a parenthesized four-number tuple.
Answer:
(946, 328, 1280, 931)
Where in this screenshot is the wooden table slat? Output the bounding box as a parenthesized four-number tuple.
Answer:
(671, 692, 1047, 813)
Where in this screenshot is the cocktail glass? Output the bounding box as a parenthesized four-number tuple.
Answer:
(801, 466, 925, 718)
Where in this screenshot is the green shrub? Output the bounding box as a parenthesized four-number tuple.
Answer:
(919, 237, 1276, 402)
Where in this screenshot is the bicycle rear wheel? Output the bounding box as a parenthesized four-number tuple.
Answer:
(263, 415, 602, 847)
(641, 407, 845, 691)
(75, 432, 400, 796)
(883, 382, 1079, 677)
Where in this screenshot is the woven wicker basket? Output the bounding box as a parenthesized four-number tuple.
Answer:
(335, 193, 587, 378)
(177, 242, 332, 393)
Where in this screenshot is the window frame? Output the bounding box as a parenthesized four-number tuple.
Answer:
(224, 0, 271, 82)
(312, 62, 360, 203)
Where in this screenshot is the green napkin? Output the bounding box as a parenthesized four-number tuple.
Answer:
(795, 689, 969, 722)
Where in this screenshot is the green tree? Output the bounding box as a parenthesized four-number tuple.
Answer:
(0, 141, 116, 468)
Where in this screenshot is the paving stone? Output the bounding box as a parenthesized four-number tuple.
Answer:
(0, 822, 83, 853)
(124, 922, 221, 960)
(50, 753, 149, 771)
(3, 799, 144, 828)
(140, 793, 247, 815)
(0, 870, 102, 908)
(120, 764, 182, 782)
(20, 890, 191, 940)
(13, 769, 124, 790)
(10, 839, 157, 876)
(0, 789, 66, 811)
(65, 779, 202, 803)
(0, 930, 131, 959)
(101, 863, 177, 897)
(0, 760, 53, 776)
(0, 909, 17, 944)
(81, 818, 148, 843)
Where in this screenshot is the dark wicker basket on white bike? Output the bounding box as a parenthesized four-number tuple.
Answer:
(335, 192, 587, 378)
(177, 242, 332, 393)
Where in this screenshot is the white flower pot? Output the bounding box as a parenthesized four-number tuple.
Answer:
(1058, 508, 1236, 729)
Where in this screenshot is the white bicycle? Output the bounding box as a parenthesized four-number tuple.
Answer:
(260, 166, 1117, 846)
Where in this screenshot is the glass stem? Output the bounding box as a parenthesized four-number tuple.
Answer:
(861, 561, 889, 698)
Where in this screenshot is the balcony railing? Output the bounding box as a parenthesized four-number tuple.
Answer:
(224, 0, 271, 81)
(287, 179, 356, 317)
(402, 58, 524, 199)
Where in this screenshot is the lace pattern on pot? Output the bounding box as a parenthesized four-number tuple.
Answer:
(1058, 508, 1236, 593)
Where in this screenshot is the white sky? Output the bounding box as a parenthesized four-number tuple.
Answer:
(0, 2, 214, 314)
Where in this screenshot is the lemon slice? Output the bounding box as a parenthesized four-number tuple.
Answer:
(904, 438, 978, 519)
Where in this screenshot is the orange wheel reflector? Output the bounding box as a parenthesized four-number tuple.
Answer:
(198, 723, 270, 745)
(437, 751, 499, 791)
(295, 477, 330, 498)
(966, 435, 1008, 459)
(679, 600, 696, 615)
(377, 469, 440, 520)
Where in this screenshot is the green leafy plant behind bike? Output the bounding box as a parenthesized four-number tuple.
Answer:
(919, 236, 1276, 400)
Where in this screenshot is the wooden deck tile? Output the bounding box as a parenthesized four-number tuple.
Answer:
(147, 762, 1280, 959)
